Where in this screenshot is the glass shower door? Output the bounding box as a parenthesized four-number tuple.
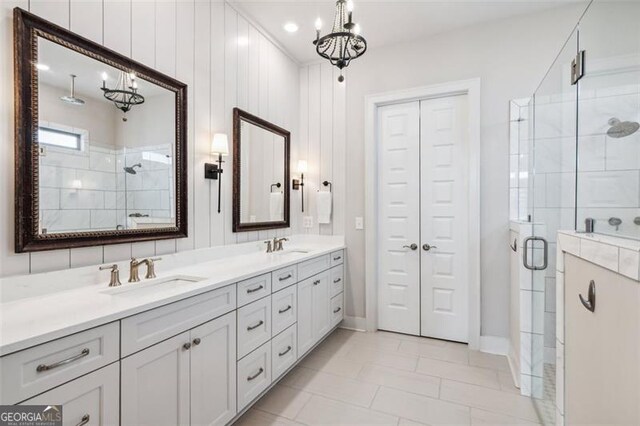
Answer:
(526, 29, 579, 425)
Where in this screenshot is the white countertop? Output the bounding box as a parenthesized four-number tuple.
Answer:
(0, 235, 345, 356)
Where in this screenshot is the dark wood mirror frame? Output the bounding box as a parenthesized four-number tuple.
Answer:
(13, 8, 188, 252)
(233, 108, 290, 232)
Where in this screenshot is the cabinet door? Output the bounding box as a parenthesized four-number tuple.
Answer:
(312, 271, 331, 339)
(121, 332, 190, 426)
(22, 363, 119, 426)
(297, 278, 315, 356)
(190, 312, 237, 426)
(565, 255, 640, 425)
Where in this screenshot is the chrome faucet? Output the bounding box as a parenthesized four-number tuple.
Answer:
(99, 264, 122, 287)
(129, 257, 162, 282)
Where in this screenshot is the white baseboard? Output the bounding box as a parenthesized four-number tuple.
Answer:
(339, 315, 367, 332)
(479, 335, 509, 356)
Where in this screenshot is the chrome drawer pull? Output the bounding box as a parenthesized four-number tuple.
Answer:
(279, 274, 292, 281)
(333, 278, 341, 283)
(333, 307, 342, 314)
(36, 348, 90, 372)
(278, 346, 292, 357)
(579, 280, 596, 313)
(313, 280, 320, 285)
(333, 256, 342, 261)
(76, 414, 90, 426)
(279, 305, 292, 314)
(247, 367, 264, 381)
(247, 285, 264, 294)
(247, 320, 264, 331)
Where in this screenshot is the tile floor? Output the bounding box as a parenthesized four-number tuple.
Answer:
(235, 329, 541, 425)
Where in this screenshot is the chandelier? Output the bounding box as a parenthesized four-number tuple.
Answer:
(313, 0, 367, 82)
(101, 71, 145, 121)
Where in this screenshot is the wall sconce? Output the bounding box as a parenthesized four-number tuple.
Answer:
(292, 160, 307, 212)
(204, 133, 229, 213)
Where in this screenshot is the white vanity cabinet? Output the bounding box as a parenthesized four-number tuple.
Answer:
(564, 254, 640, 425)
(298, 270, 331, 356)
(121, 312, 237, 426)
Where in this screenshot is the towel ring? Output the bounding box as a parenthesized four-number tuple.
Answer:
(319, 181, 332, 192)
(270, 183, 282, 193)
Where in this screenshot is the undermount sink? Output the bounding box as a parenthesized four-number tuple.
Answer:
(101, 275, 206, 296)
(274, 249, 311, 256)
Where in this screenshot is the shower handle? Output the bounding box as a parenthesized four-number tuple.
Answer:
(522, 236, 548, 271)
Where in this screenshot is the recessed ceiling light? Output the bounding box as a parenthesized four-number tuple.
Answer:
(36, 63, 49, 71)
(284, 22, 298, 33)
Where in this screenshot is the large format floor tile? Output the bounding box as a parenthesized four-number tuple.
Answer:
(234, 329, 541, 426)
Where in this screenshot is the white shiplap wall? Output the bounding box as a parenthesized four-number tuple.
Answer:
(0, 0, 303, 277)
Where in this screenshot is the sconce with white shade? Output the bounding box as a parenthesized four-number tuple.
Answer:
(204, 133, 229, 213)
(292, 160, 307, 212)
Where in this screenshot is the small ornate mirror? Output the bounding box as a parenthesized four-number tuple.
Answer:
(233, 108, 290, 232)
(14, 8, 187, 252)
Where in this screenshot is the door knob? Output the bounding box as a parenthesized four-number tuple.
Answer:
(403, 243, 418, 251)
(422, 243, 437, 251)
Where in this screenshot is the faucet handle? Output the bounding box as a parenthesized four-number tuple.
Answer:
(264, 240, 273, 253)
(99, 264, 122, 287)
(145, 257, 162, 279)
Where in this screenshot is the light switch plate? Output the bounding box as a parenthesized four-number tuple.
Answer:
(355, 217, 364, 230)
(303, 216, 314, 228)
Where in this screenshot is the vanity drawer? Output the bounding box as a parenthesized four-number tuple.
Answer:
(272, 265, 298, 292)
(1, 322, 119, 405)
(272, 324, 297, 381)
(21, 362, 119, 426)
(330, 250, 345, 267)
(298, 254, 331, 281)
(331, 293, 344, 327)
(237, 341, 271, 411)
(272, 285, 297, 336)
(237, 296, 272, 359)
(121, 284, 236, 357)
(237, 273, 272, 307)
(330, 265, 344, 298)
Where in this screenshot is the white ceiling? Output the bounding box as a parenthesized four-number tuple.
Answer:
(230, 0, 583, 64)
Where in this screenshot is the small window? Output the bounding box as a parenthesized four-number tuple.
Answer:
(38, 127, 81, 150)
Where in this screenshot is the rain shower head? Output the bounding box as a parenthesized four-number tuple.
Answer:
(607, 117, 639, 139)
(60, 74, 85, 106)
(123, 163, 142, 175)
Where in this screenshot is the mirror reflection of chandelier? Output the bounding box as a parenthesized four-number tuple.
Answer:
(101, 71, 145, 121)
(313, 0, 367, 82)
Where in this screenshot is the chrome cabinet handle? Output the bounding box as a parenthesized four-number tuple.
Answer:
(247, 285, 264, 294)
(247, 320, 264, 331)
(333, 278, 341, 283)
(278, 305, 292, 314)
(422, 243, 437, 251)
(579, 280, 596, 313)
(247, 367, 264, 381)
(313, 279, 320, 285)
(333, 256, 342, 261)
(278, 346, 292, 357)
(76, 414, 90, 426)
(403, 244, 418, 250)
(522, 236, 548, 271)
(510, 238, 517, 252)
(192, 338, 201, 346)
(36, 348, 90, 372)
(279, 274, 292, 281)
(333, 307, 341, 314)
(183, 342, 192, 350)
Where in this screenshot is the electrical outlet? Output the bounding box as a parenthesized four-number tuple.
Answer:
(355, 216, 364, 230)
(303, 216, 314, 228)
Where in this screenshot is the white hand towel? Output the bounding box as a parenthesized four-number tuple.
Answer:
(269, 192, 284, 221)
(317, 191, 332, 224)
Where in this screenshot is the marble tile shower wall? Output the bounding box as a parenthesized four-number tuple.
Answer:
(39, 142, 173, 233)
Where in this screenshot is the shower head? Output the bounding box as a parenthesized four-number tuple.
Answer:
(607, 117, 639, 139)
(60, 74, 85, 106)
(123, 163, 142, 175)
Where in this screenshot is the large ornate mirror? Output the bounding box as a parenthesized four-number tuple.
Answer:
(14, 8, 187, 252)
(233, 108, 290, 232)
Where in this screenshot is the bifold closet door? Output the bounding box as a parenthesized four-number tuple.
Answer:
(419, 95, 469, 342)
(377, 102, 421, 335)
